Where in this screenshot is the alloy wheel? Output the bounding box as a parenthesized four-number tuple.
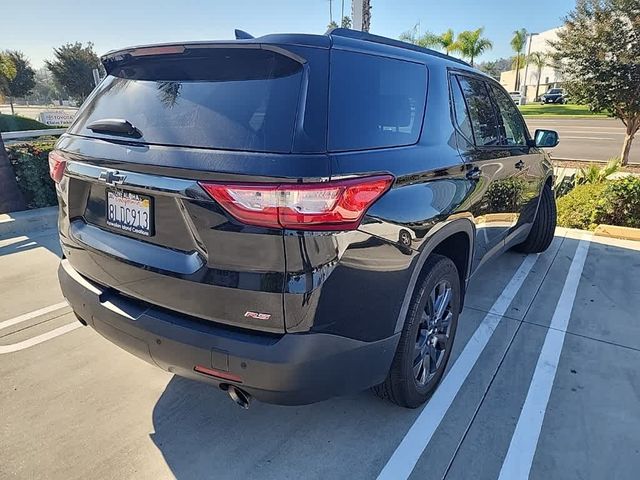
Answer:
(413, 280, 454, 386)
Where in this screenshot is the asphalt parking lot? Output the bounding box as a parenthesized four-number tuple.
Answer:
(1, 226, 639, 480)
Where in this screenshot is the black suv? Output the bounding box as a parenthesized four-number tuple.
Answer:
(54, 29, 558, 408)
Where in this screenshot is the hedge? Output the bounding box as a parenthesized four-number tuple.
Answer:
(557, 176, 640, 230)
(557, 183, 606, 230)
(6, 140, 58, 209)
(594, 176, 640, 229)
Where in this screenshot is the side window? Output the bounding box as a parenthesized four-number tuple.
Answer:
(456, 76, 500, 146)
(489, 84, 527, 146)
(329, 51, 427, 151)
(450, 76, 474, 143)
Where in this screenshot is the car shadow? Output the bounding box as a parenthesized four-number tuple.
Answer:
(149, 375, 416, 480)
(0, 228, 61, 258)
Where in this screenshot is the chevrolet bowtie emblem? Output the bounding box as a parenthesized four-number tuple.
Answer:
(98, 170, 127, 186)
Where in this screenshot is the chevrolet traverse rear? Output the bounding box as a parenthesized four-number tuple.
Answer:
(56, 29, 556, 408)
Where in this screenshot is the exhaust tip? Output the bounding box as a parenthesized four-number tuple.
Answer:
(227, 385, 252, 409)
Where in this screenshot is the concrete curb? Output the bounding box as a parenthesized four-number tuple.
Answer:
(552, 157, 604, 163)
(594, 224, 640, 241)
(0, 206, 58, 237)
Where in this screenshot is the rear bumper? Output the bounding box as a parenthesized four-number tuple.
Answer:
(58, 259, 399, 405)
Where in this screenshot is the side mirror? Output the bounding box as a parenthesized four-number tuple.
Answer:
(533, 129, 559, 148)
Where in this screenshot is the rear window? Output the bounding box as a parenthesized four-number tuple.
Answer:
(70, 48, 304, 153)
(328, 51, 427, 151)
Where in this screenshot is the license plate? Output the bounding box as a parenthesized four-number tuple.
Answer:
(106, 189, 153, 236)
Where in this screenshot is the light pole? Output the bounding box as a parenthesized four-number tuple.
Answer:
(521, 32, 538, 104)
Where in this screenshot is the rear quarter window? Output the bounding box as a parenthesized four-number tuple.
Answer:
(328, 51, 427, 151)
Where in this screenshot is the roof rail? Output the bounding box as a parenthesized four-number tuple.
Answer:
(327, 28, 471, 67)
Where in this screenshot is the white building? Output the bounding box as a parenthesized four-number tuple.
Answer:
(500, 27, 564, 102)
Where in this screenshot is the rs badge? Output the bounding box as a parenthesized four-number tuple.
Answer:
(244, 311, 272, 320)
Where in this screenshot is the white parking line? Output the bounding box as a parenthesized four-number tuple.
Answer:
(498, 236, 591, 480)
(0, 322, 81, 354)
(0, 301, 69, 331)
(377, 253, 540, 480)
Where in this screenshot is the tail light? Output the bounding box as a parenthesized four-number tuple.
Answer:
(48, 151, 66, 183)
(200, 175, 393, 230)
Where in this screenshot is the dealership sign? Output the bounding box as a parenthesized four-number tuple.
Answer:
(39, 110, 77, 126)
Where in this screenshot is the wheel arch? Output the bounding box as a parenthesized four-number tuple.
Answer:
(393, 218, 475, 333)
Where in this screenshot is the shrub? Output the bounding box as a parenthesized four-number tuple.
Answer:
(6, 139, 58, 209)
(574, 158, 620, 186)
(556, 182, 606, 230)
(593, 176, 640, 228)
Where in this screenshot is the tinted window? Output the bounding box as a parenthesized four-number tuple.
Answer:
(329, 51, 427, 151)
(450, 76, 474, 143)
(70, 49, 303, 153)
(456, 76, 500, 146)
(548, 88, 562, 94)
(489, 85, 527, 146)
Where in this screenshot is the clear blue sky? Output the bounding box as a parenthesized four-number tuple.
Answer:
(2, 0, 576, 68)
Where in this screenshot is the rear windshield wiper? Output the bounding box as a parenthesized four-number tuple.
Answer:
(87, 118, 142, 138)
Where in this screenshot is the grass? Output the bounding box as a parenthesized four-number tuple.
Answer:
(0, 113, 56, 133)
(518, 104, 608, 117)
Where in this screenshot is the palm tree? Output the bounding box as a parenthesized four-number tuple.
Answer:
(511, 53, 525, 82)
(420, 29, 460, 55)
(527, 52, 547, 101)
(511, 29, 527, 91)
(400, 28, 461, 56)
(438, 29, 460, 55)
(456, 28, 493, 66)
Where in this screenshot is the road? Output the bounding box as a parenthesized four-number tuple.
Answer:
(525, 117, 638, 164)
(1, 226, 639, 480)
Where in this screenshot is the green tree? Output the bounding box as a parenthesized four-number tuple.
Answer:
(456, 28, 493, 66)
(551, 0, 640, 166)
(4, 51, 36, 114)
(527, 51, 547, 100)
(511, 28, 528, 91)
(478, 57, 512, 80)
(0, 52, 26, 213)
(45, 42, 99, 103)
(399, 24, 421, 44)
(27, 67, 61, 104)
(0, 52, 16, 97)
(328, 20, 339, 30)
(341, 16, 352, 28)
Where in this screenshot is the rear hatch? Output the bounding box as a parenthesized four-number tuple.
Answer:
(56, 40, 330, 333)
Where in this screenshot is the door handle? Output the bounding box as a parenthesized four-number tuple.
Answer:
(515, 160, 525, 170)
(466, 167, 481, 181)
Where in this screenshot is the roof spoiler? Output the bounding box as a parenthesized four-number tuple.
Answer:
(235, 29, 254, 40)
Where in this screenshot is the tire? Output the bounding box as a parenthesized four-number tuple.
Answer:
(514, 183, 556, 253)
(374, 254, 461, 408)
